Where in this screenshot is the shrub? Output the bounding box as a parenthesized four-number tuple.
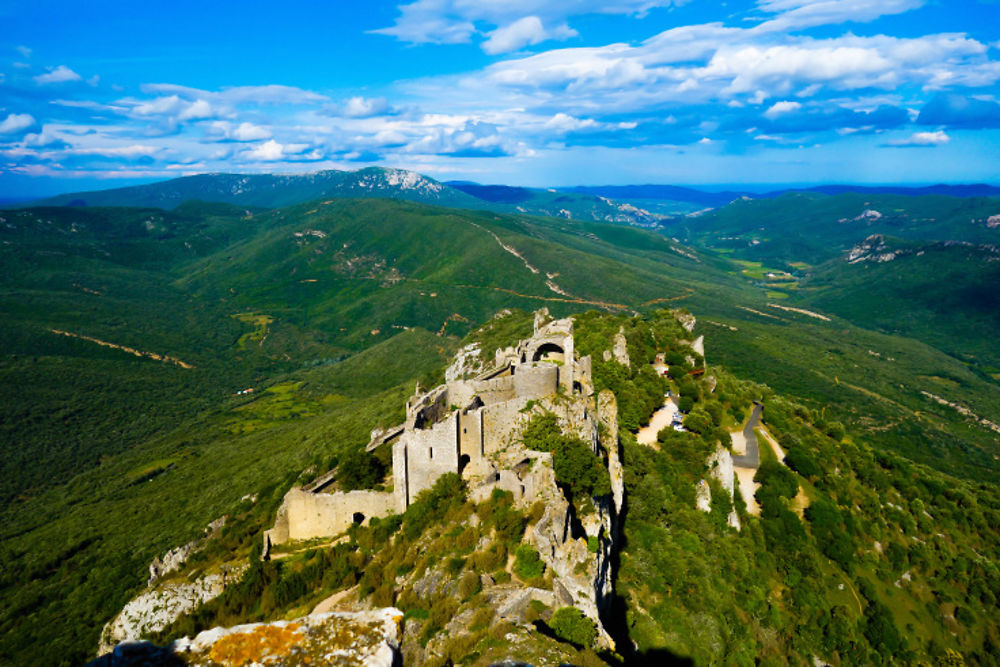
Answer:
(549, 607, 597, 648)
(784, 447, 822, 479)
(755, 460, 799, 499)
(514, 543, 545, 579)
(337, 450, 386, 491)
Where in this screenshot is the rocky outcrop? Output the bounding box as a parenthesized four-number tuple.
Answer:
(148, 515, 227, 585)
(611, 327, 630, 367)
(98, 564, 245, 656)
(91, 608, 403, 667)
(695, 444, 741, 530)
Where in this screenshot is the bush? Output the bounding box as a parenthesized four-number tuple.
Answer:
(549, 607, 597, 648)
(337, 449, 386, 491)
(514, 543, 545, 579)
(755, 460, 799, 499)
(784, 447, 822, 479)
(521, 413, 611, 499)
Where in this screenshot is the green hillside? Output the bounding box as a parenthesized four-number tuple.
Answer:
(677, 192, 1000, 266)
(797, 236, 1000, 374)
(1, 196, 999, 664)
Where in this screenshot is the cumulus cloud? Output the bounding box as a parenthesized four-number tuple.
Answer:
(764, 101, 802, 118)
(887, 130, 950, 146)
(16, 45, 32, 58)
(0, 113, 36, 135)
(482, 17, 577, 55)
(342, 96, 391, 118)
(242, 139, 318, 162)
(246, 139, 286, 161)
(34, 65, 82, 84)
(208, 121, 272, 141)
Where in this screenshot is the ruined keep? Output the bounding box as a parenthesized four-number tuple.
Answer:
(265, 313, 598, 549)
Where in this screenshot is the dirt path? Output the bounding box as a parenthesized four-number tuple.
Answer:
(636, 397, 679, 448)
(49, 329, 194, 369)
(312, 585, 359, 614)
(766, 303, 831, 321)
(735, 467, 760, 516)
(730, 429, 747, 455)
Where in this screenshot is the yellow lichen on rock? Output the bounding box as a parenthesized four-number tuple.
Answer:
(207, 623, 303, 666)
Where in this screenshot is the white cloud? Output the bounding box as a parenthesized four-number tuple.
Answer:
(23, 127, 67, 147)
(0, 113, 36, 134)
(232, 122, 272, 141)
(72, 145, 160, 157)
(343, 96, 391, 118)
(373, 1, 683, 46)
(754, 0, 925, 32)
(887, 130, 950, 146)
(482, 16, 577, 55)
(177, 99, 214, 120)
(764, 100, 802, 118)
(16, 45, 32, 58)
(34, 65, 82, 84)
(544, 112, 599, 132)
(129, 95, 218, 122)
(209, 121, 272, 141)
(246, 139, 286, 161)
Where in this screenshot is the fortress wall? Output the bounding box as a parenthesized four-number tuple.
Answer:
(267, 489, 396, 545)
(482, 398, 530, 455)
(408, 385, 451, 428)
(392, 438, 409, 512)
(458, 408, 485, 469)
(473, 374, 516, 405)
(446, 380, 477, 411)
(404, 412, 461, 503)
(513, 364, 559, 402)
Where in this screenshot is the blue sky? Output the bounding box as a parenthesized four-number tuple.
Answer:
(1, 0, 999, 197)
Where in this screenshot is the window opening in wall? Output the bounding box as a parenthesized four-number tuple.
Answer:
(429, 447, 434, 459)
(353, 512, 365, 525)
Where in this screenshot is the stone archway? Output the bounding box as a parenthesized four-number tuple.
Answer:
(532, 342, 565, 363)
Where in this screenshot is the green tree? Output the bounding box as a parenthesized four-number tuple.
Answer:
(549, 607, 597, 648)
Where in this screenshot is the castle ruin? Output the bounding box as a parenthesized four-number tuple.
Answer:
(264, 313, 598, 550)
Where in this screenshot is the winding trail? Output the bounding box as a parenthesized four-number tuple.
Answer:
(49, 329, 194, 369)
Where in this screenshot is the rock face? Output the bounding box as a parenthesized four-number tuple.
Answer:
(98, 565, 245, 656)
(91, 608, 403, 667)
(611, 327, 630, 367)
(695, 444, 741, 530)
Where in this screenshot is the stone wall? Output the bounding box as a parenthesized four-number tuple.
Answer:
(265, 489, 397, 546)
(399, 411, 460, 506)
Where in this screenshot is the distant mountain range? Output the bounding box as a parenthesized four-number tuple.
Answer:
(24, 167, 1000, 227)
